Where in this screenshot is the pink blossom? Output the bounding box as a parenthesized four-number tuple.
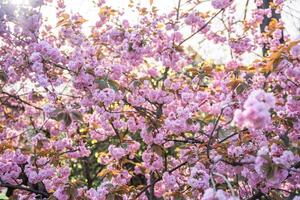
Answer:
(162, 172, 177, 189)
(234, 89, 275, 129)
(290, 44, 300, 58)
(211, 0, 233, 9)
(188, 166, 210, 189)
(0, 1, 299, 199)
(108, 145, 127, 160)
(29, 52, 42, 62)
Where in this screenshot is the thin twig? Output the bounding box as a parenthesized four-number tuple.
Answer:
(178, 9, 224, 46)
(135, 161, 188, 199)
(1, 91, 43, 111)
(0, 179, 50, 198)
(243, 0, 250, 21)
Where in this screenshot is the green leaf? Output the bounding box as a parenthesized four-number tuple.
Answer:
(95, 77, 119, 91)
(107, 79, 119, 91)
(0, 71, 8, 82)
(151, 144, 164, 156)
(0, 193, 8, 200)
(66, 184, 78, 200)
(50, 108, 63, 120)
(63, 112, 72, 127)
(71, 111, 83, 121)
(186, 118, 193, 125)
(147, 125, 154, 133)
(55, 112, 65, 121)
(174, 193, 185, 200)
(262, 162, 279, 179)
(269, 191, 284, 200)
(95, 78, 109, 89)
(280, 134, 289, 147)
(236, 83, 248, 94)
(285, 117, 296, 128)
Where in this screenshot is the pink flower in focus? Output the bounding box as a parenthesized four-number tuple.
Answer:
(188, 166, 210, 189)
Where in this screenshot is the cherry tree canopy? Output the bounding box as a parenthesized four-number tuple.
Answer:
(0, 0, 300, 199)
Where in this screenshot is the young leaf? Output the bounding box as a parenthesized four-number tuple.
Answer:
(108, 79, 119, 91)
(63, 112, 72, 127)
(71, 111, 83, 121)
(55, 112, 65, 121)
(236, 83, 248, 94)
(0, 71, 8, 82)
(95, 78, 109, 89)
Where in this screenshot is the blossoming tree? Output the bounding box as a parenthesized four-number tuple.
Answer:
(0, 0, 299, 199)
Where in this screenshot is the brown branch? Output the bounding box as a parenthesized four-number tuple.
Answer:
(165, 138, 203, 144)
(176, 0, 182, 21)
(82, 157, 93, 188)
(243, 0, 250, 21)
(135, 161, 188, 199)
(149, 172, 156, 200)
(178, 9, 224, 46)
(0, 179, 50, 198)
(1, 91, 43, 111)
(206, 107, 225, 161)
(220, 159, 254, 166)
(218, 129, 248, 144)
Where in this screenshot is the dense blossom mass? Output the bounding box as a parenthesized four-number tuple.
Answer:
(0, 0, 299, 199)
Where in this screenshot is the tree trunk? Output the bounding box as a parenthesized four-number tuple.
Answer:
(259, 0, 284, 56)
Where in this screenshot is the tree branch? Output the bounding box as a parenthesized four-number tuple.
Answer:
(135, 161, 188, 199)
(0, 180, 50, 198)
(1, 91, 43, 111)
(178, 9, 224, 46)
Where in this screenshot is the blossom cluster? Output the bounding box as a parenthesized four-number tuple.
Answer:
(0, 0, 299, 199)
(234, 89, 275, 129)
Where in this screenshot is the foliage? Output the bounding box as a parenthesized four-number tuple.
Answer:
(0, 0, 299, 199)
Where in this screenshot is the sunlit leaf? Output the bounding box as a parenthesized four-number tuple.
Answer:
(75, 17, 88, 25)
